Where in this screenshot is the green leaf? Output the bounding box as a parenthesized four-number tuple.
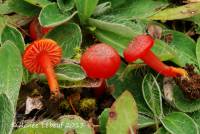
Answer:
(108, 62, 153, 116)
(4, 14, 32, 27)
(149, 3, 200, 20)
(13, 115, 95, 134)
(39, 3, 77, 27)
(107, 91, 138, 134)
(161, 112, 199, 134)
(0, 0, 13, 15)
(151, 39, 175, 62)
(1, 25, 25, 53)
(0, 41, 23, 133)
(138, 114, 155, 129)
(142, 74, 163, 118)
(93, 2, 111, 17)
(163, 30, 197, 66)
(88, 16, 143, 39)
(45, 23, 82, 58)
(74, 0, 99, 23)
(22, 68, 31, 85)
(0, 94, 14, 134)
(55, 64, 86, 81)
(9, 0, 40, 17)
(0, 41, 23, 105)
(190, 111, 200, 132)
(172, 85, 200, 112)
(57, 0, 74, 12)
(110, 0, 168, 19)
(196, 38, 200, 70)
(24, 0, 51, 8)
(94, 28, 130, 56)
(0, 16, 6, 40)
(99, 108, 109, 134)
(154, 127, 170, 134)
(189, 14, 200, 29)
(99, 0, 127, 8)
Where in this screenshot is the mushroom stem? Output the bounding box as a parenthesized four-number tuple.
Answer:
(39, 52, 60, 95)
(94, 79, 106, 98)
(141, 50, 188, 77)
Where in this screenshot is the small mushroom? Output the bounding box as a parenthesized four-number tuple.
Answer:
(23, 39, 62, 96)
(29, 18, 52, 40)
(80, 43, 121, 97)
(123, 35, 188, 77)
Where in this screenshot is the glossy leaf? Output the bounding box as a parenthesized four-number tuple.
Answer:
(55, 64, 86, 81)
(161, 112, 199, 134)
(142, 74, 163, 118)
(39, 3, 77, 27)
(107, 91, 138, 134)
(149, 3, 200, 20)
(1, 25, 25, 53)
(45, 23, 82, 58)
(74, 0, 99, 23)
(0, 41, 23, 134)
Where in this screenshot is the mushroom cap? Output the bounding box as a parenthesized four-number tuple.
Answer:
(123, 35, 154, 63)
(80, 43, 121, 79)
(23, 39, 62, 73)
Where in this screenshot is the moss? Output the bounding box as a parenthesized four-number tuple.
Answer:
(59, 100, 71, 113)
(79, 98, 96, 113)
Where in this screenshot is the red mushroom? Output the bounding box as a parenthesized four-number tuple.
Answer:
(23, 39, 62, 96)
(29, 18, 52, 40)
(123, 35, 188, 77)
(80, 43, 121, 97)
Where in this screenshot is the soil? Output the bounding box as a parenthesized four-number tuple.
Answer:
(15, 79, 115, 130)
(175, 64, 200, 99)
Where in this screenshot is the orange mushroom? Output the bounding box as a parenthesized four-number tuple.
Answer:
(23, 39, 62, 96)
